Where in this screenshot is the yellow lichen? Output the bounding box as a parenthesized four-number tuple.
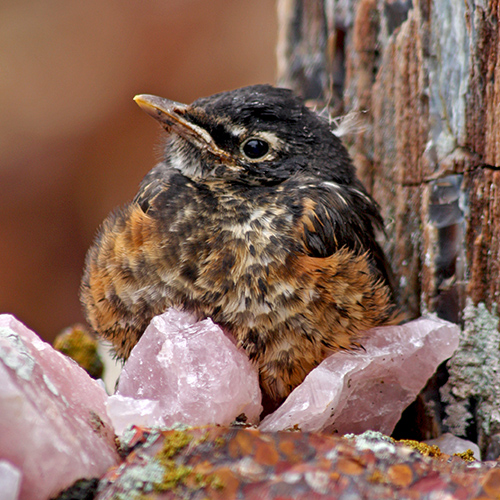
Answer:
(454, 449, 476, 462)
(152, 430, 225, 494)
(397, 438, 476, 462)
(193, 471, 225, 490)
(397, 439, 442, 458)
(156, 430, 193, 461)
(155, 462, 193, 491)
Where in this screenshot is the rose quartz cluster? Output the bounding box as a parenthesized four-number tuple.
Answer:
(0, 309, 461, 499)
(112, 309, 262, 430)
(0, 314, 120, 500)
(260, 318, 460, 434)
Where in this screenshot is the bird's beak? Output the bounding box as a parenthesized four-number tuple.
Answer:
(133, 94, 231, 160)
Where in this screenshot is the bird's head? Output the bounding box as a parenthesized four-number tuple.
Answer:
(134, 85, 355, 186)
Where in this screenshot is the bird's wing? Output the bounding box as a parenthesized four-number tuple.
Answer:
(295, 180, 396, 295)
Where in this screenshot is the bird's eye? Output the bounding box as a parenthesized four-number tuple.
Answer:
(241, 138, 270, 160)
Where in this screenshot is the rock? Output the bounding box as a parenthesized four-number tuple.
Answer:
(440, 300, 500, 452)
(260, 318, 460, 435)
(106, 395, 165, 435)
(114, 309, 262, 429)
(425, 433, 481, 461)
(0, 314, 120, 500)
(0, 460, 21, 500)
(96, 425, 500, 499)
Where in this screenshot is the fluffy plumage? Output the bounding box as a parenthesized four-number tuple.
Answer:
(81, 85, 399, 409)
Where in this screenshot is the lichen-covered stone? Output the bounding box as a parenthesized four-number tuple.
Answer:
(95, 425, 500, 499)
(441, 300, 500, 451)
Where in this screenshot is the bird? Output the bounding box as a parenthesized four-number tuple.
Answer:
(81, 84, 399, 411)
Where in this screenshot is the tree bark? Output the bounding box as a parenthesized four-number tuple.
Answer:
(277, 0, 500, 455)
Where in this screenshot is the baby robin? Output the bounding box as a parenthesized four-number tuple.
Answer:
(81, 84, 399, 409)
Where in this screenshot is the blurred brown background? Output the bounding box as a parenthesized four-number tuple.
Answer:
(0, 0, 277, 343)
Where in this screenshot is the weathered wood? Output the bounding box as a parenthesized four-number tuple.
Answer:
(277, 0, 500, 453)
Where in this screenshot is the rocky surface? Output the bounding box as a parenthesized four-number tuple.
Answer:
(95, 426, 500, 499)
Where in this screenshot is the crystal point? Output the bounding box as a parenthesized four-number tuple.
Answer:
(260, 318, 460, 434)
(114, 309, 262, 429)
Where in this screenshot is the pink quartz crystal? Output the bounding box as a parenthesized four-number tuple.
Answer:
(260, 318, 460, 435)
(0, 460, 21, 500)
(106, 395, 165, 435)
(0, 314, 120, 500)
(114, 309, 262, 428)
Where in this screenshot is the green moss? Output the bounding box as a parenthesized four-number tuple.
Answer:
(53, 324, 104, 379)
